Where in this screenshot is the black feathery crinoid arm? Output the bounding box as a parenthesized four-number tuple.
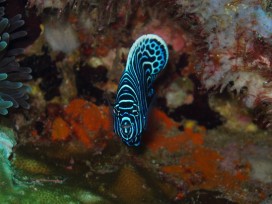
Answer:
(0, 0, 32, 115)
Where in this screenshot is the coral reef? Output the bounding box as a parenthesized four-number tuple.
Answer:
(0, 0, 31, 115)
(0, 0, 271, 203)
(175, 0, 272, 128)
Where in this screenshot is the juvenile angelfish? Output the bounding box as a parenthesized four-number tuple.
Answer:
(113, 34, 169, 146)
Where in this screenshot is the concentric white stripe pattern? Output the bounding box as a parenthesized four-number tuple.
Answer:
(113, 34, 169, 146)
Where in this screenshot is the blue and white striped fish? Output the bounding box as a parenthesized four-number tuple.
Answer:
(113, 34, 169, 146)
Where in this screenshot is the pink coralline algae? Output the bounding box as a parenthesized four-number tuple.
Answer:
(132, 13, 187, 54)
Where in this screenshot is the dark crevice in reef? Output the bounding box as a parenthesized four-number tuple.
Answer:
(74, 63, 108, 105)
(175, 53, 189, 73)
(20, 49, 62, 100)
(157, 75, 224, 129)
(180, 189, 238, 204)
(153, 53, 222, 129)
(254, 102, 272, 130)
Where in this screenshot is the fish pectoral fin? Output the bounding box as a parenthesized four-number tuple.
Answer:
(103, 91, 115, 107)
(147, 88, 155, 107)
(148, 87, 154, 97)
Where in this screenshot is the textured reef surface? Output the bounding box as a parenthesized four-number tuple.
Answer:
(0, 0, 272, 203)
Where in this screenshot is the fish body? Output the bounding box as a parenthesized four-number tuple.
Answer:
(113, 34, 169, 146)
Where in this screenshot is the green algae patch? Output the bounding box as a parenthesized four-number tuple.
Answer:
(0, 185, 108, 204)
(0, 125, 17, 192)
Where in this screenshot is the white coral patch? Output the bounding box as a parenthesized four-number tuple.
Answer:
(165, 82, 186, 109)
(44, 22, 79, 54)
(248, 157, 272, 183)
